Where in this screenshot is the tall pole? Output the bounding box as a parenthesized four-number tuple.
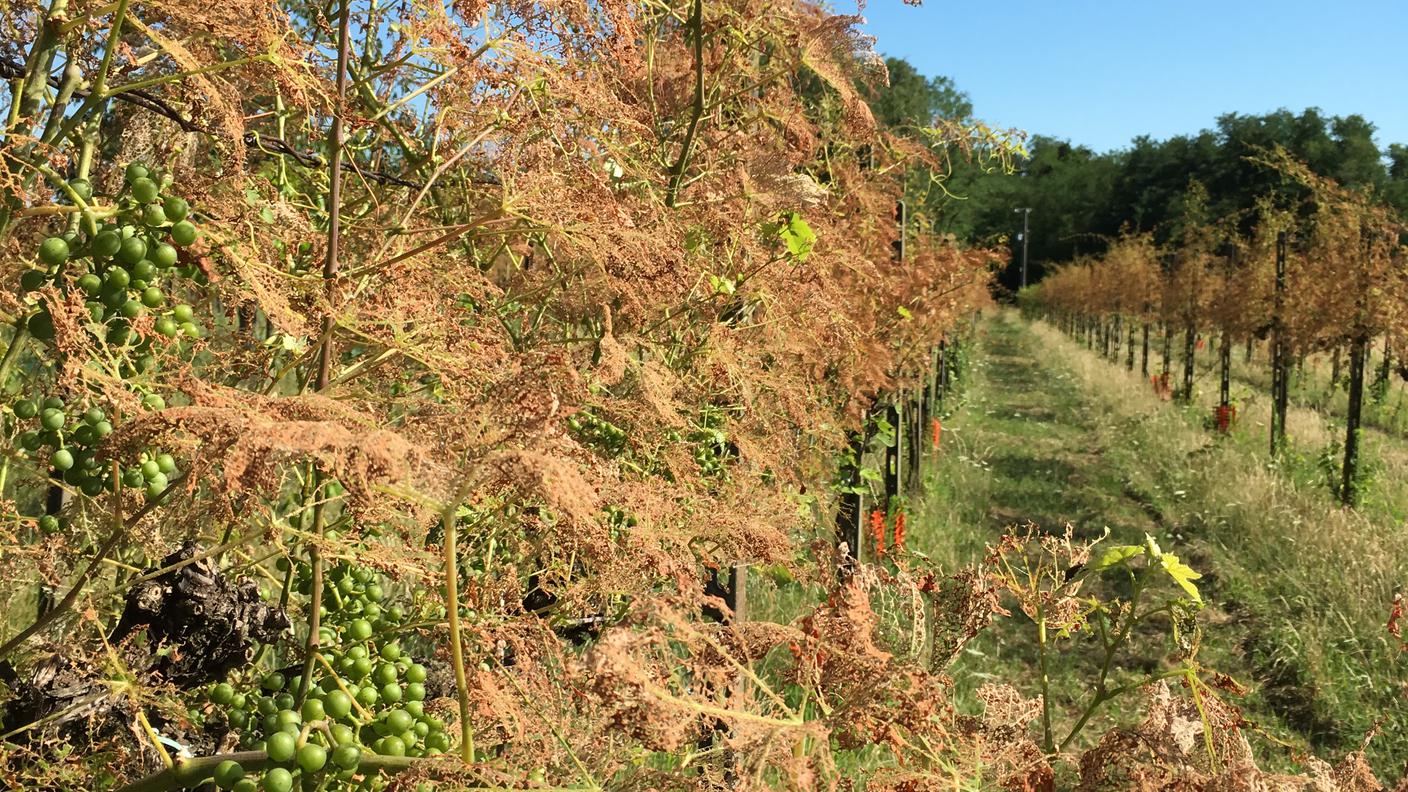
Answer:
(1015, 207, 1031, 289)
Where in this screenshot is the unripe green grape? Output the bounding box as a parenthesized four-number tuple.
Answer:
(38, 237, 69, 267)
(296, 743, 327, 773)
(355, 686, 378, 708)
(155, 316, 180, 337)
(424, 731, 450, 753)
(80, 476, 105, 496)
(151, 243, 178, 269)
(124, 163, 150, 184)
(210, 682, 236, 706)
(384, 709, 413, 734)
(274, 693, 295, 711)
(331, 744, 361, 771)
(301, 698, 325, 723)
(231, 779, 256, 792)
(141, 287, 164, 308)
(265, 730, 296, 762)
(38, 514, 60, 534)
(262, 768, 293, 792)
(68, 178, 93, 201)
(40, 408, 65, 431)
(274, 708, 301, 729)
(379, 682, 402, 704)
(105, 267, 130, 288)
(376, 735, 406, 756)
(72, 425, 97, 445)
(94, 420, 113, 438)
(51, 449, 76, 471)
(131, 178, 159, 203)
(323, 690, 352, 720)
(257, 696, 278, 717)
(172, 304, 195, 323)
(212, 759, 244, 790)
(122, 468, 146, 489)
(163, 196, 189, 222)
(120, 299, 143, 320)
(170, 221, 197, 246)
(14, 399, 38, 419)
(19, 431, 42, 451)
(117, 236, 147, 265)
(92, 230, 122, 258)
(404, 701, 423, 718)
(76, 270, 104, 295)
(330, 723, 356, 746)
(142, 204, 166, 227)
(405, 682, 425, 702)
(132, 259, 158, 281)
(82, 407, 104, 425)
(364, 583, 384, 602)
(142, 393, 165, 411)
(347, 617, 374, 642)
(373, 663, 398, 686)
(180, 321, 204, 339)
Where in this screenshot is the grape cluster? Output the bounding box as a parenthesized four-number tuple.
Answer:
(205, 557, 448, 791)
(687, 409, 735, 478)
(566, 410, 628, 456)
(20, 162, 204, 349)
(603, 505, 637, 541)
(8, 394, 178, 500)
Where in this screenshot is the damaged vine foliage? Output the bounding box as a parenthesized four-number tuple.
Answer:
(5, 0, 1399, 789)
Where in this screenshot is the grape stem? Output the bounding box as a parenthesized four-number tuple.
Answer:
(295, 0, 354, 709)
(441, 480, 476, 765)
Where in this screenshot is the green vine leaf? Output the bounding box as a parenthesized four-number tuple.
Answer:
(1159, 553, 1203, 603)
(1089, 544, 1142, 572)
(779, 212, 816, 261)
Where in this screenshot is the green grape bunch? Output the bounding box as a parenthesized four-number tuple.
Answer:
(566, 409, 628, 457)
(201, 557, 449, 791)
(19, 162, 206, 347)
(8, 392, 180, 503)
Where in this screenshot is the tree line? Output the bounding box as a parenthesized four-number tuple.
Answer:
(865, 57, 1408, 292)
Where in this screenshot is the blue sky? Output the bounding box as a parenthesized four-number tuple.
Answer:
(856, 0, 1408, 154)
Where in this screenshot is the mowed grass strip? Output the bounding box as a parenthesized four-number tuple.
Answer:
(915, 311, 1408, 777)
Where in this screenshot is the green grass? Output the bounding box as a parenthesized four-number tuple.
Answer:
(915, 311, 1408, 779)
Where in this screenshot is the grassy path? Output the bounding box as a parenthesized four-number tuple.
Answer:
(919, 312, 1159, 567)
(917, 311, 1408, 777)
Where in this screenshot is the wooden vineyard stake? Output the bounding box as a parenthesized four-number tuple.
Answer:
(1218, 330, 1231, 427)
(1343, 331, 1367, 504)
(835, 428, 865, 572)
(884, 401, 902, 517)
(1270, 231, 1289, 455)
(1182, 323, 1196, 404)
(1141, 320, 1150, 377)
